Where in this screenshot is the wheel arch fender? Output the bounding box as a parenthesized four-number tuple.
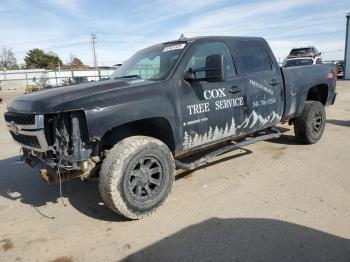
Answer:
(297, 83, 329, 115)
(89, 111, 178, 154)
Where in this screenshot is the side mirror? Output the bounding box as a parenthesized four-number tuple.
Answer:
(205, 54, 225, 82)
(183, 70, 196, 81)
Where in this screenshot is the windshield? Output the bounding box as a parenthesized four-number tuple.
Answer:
(109, 43, 186, 81)
(284, 59, 313, 67)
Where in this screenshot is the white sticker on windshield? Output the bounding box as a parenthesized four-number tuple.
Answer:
(129, 79, 145, 84)
(163, 43, 186, 52)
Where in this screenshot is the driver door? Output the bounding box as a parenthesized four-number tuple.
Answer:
(178, 41, 247, 152)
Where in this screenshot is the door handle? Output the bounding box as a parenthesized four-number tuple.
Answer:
(269, 79, 280, 86)
(228, 85, 243, 94)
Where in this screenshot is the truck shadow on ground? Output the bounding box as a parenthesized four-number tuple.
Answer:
(124, 217, 350, 262)
(266, 133, 302, 145)
(327, 119, 350, 127)
(176, 148, 252, 180)
(263, 126, 304, 145)
(0, 156, 127, 222)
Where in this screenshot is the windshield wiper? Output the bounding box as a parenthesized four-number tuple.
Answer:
(113, 75, 142, 80)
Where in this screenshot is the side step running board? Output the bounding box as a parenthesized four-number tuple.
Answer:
(175, 127, 281, 170)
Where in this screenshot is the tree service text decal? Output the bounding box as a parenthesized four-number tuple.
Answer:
(186, 88, 244, 116)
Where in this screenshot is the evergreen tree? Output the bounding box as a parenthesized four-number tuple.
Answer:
(24, 48, 62, 69)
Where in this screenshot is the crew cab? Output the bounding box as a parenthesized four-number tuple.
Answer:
(4, 36, 337, 219)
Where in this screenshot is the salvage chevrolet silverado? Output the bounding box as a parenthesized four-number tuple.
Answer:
(4, 36, 337, 219)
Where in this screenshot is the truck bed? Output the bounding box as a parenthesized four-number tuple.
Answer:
(281, 63, 336, 120)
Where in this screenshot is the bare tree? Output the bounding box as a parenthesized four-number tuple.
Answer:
(69, 53, 75, 65)
(66, 53, 85, 69)
(0, 47, 17, 69)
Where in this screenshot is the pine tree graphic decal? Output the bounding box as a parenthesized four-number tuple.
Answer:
(202, 132, 208, 144)
(223, 123, 229, 136)
(213, 126, 220, 140)
(208, 126, 213, 140)
(182, 111, 281, 150)
(183, 131, 190, 150)
(229, 118, 236, 135)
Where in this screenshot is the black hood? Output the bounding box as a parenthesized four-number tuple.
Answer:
(7, 79, 152, 114)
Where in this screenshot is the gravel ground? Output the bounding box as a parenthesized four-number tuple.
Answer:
(0, 82, 349, 262)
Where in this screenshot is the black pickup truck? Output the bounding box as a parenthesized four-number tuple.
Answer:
(4, 36, 336, 219)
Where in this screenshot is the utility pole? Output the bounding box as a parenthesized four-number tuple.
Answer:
(344, 13, 350, 80)
(90, 33, 100, 80)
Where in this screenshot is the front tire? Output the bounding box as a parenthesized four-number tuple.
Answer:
(294, 101, 326, 144)
(99, 136, 175, 220)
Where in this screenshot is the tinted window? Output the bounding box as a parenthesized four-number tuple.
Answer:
(283, 59, 313, 68)
(186, 42, 236, 78)
(235, 41, 272, 73)
(290, 48, 313, 56)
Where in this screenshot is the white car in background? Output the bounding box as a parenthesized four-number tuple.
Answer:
(283, 56, 323, 68)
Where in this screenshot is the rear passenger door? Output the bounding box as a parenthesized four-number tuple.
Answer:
(231, 39, 284, 134)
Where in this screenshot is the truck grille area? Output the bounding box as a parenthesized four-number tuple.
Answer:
(10, 132, 41, 149)
(5, 112, 49, 152)
(4, 112, 35, 125)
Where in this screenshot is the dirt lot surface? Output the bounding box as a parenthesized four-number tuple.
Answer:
(0, 82, 349, 262)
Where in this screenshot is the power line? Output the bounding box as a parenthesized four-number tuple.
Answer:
(1, 20, 344, 50)
(2, 33, 90, 47)
(266, 30, 345, 40)
(96, 20, 344, 36)
(37, 28, 344, 50)
(3, 20, 345, 66)
(43, 41, 90, 50)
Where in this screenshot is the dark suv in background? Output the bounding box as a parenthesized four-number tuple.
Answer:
(287, 46, 321, 58)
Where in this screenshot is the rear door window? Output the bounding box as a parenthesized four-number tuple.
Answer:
(235, 41, 272, 74)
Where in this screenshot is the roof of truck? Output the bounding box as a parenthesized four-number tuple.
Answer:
(164, 35, 264, 44)
(291, 46, 316, 50)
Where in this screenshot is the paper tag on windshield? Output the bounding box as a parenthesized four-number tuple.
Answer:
(163, 43, 186, 52)
(129, 79, 145, 84)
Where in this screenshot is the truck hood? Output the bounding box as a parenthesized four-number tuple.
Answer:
(7, 79, 152, 114)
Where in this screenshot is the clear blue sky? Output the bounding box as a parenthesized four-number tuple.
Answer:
(0, 0, 349, 66)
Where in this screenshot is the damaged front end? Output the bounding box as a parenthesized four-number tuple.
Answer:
(5, 111, 100, 183)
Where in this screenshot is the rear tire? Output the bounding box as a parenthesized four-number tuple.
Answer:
(294, 101, 326, 144)
(99, 136, 175, 220)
